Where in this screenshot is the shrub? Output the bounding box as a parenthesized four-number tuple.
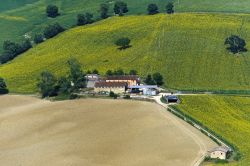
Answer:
(123, 95, 131, 99)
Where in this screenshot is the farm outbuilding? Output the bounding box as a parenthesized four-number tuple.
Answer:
(105, 75, 140, 86)
(85, 74, 99, 88)
(94, 82, 127, 94)
(208, 146, 231, 160)
(128, 85, 158, 96)
(165, 95, 179, 103)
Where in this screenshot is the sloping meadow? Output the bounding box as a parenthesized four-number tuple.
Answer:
(1, 14, 250, 93)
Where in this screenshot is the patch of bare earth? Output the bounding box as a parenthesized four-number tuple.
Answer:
(0, 95, 216, 166)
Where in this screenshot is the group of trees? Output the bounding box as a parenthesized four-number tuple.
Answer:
(0, 40, 32, 64)
(147, 2, 174, 15)
(106, 69, 137, 76)
(144, 73, 164, 86)
(37, 58, 86, 98)
(77, 13, 94, 26)
(0, 77, 8, 94)
(43, 23, 65, 39)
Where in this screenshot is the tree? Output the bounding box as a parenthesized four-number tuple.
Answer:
(147, 4, 159, 15)
(77, 13, 93, 26)
(0, 77, 8, 94)
(114, 69, 124, 75)
(0, 40, 32, 64)
(144, 74, 156, 85)
(46, 5, 59, 18)
(225, 35, 247, 54)
(44, 23, 65, 39)
(37, 71, 58, 98)
(166, 2, 174, 14)
(57, 76, 71, 94)
(129, 69, 137, 75)
(34, 33, 44, 44)
(85, 12, 94, 24)
(68, 58, 86, 90)
(21, 39, 32, 52)
(114, 1, 128, 16)
(106, 70, 113, 76)
(77, 14, 86, 26)
(153, 72, 164, 86)
(100, 3, 109, 19)
(115, 37, 131, 49)
(92, 69, 99, 74)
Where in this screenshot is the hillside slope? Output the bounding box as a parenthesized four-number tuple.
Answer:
(2, 0, 250, 54)
(1, 14, 250, 93)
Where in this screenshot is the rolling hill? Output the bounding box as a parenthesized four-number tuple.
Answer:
(1, 13, 250, 93)
(2, 0, 250, 54)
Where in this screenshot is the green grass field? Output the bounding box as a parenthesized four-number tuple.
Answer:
(176, 95, 250, 165)
(2, 0, 250, 55)
(1, 14, 250, 93)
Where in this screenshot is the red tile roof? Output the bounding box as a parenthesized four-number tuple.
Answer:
(106, 75, 139, 81)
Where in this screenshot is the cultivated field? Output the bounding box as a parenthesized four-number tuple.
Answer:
(0, 95, 216, 166)
(1, 14, 250, 93)
(2, 0, 250, 54)
(176, 95, 250, 165)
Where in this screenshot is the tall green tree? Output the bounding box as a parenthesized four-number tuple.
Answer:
(144, 74, 156, 85)
(129, 69, 137, 75)
(46, 5, 59, 18)
(37, 71, 58, 98)
(225, 35, 247, 54)
(77, 14, 86, 26)
(106, 70, 113, 76)
(68, 58, 86, 90)
(85, 12, 94, 24)
(147, 4, 159, 15)
(114, 1, 128, 16)
(0, 77, 8, 94)
(153, 72, 164, 86)
(57, 76, 71, 94)
(100, 3, 109, 19)
(166, 2, 174, 14)
(115, 37, 131, 49)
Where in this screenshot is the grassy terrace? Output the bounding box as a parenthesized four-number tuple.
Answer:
(176, 95, 250, 165)
(1, 14, 250, 93)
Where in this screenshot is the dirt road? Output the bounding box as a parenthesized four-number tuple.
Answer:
(0, 95, 216, 166)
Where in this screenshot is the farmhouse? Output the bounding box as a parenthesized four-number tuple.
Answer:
(208, 146, 231, 160)
(94, 82, 127, 94)
(85, 74, 99, 88)
(105, 75, 140, 86)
